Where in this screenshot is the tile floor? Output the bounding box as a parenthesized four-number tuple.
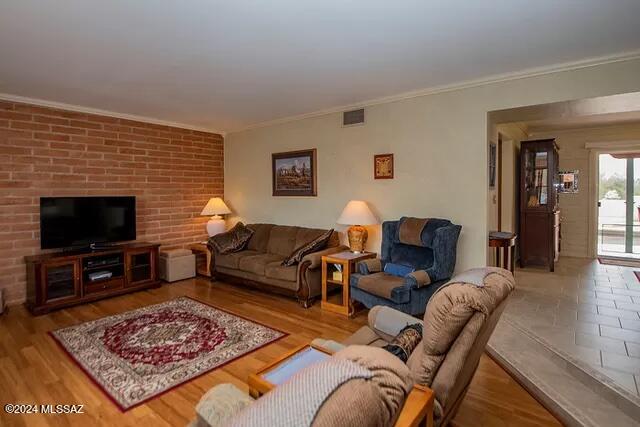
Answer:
(507, 257, 640, 397)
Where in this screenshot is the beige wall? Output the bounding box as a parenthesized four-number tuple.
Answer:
(225, 58, 640, 272)
(530, 122, 640, 258)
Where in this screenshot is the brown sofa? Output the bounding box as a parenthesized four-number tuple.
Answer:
(210, 223, 348, 307)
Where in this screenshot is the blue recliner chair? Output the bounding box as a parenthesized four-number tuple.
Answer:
(350, 217, 462, 315)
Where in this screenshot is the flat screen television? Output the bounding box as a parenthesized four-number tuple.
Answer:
(40, 196, 136, 249)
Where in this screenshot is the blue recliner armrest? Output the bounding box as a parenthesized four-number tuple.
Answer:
(356, 258, 384, 275)
(425, 224, 462, 282)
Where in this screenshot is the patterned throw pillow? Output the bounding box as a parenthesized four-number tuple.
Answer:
(383, 323, 424, 362)
(209, 222, 254, 254)
(282, 229, 334, 267)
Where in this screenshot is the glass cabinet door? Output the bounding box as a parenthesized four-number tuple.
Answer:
(523, 147, 550, 208)
(43, 260, 80, 302)
(126, 249, 155, 286)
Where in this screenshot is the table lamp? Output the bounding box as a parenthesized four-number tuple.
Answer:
(337, 200, 379, 253)
(201, 197, 231, 236)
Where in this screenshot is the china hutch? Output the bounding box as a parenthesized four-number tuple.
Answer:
(519, 139, 560, 272)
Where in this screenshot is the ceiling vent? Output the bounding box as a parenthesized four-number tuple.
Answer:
(343, 108, 365, 127)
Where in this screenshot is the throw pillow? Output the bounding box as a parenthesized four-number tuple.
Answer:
(282, 229, 334, 266)
(382, 323, 423, 362)
(209, 222, 254, 254)
(383, 262, 415, 277)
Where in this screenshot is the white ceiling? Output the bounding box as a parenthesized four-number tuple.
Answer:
(1, 1, 640, 133)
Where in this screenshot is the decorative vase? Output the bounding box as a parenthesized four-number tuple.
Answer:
(347, 225, 368, 253)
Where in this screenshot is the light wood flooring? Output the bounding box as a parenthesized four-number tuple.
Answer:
(0, 277, 561, 427)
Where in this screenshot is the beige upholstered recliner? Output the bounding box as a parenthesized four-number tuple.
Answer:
(190, 346, 420, 427)
(339, 267, 515, 426)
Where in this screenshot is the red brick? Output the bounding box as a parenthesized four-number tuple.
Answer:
(34, 132, 70, 141)
(51, 125, 86, 135)
(0, 101, 223, 305)
(33, 115, 70, 125)
(0, 111, 32, 121)
(68, 120, 103, 130)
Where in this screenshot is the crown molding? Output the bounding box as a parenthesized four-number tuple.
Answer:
(229, 49, 640, 134)
(0, 93, 225, 136)
(585, 140, 640, 150)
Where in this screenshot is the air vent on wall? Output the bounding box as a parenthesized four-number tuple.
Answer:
(343, 108, 365, 126)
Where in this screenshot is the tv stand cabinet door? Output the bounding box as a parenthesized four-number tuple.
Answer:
(41, 259, 81, 306)
(125, 248, 157, 287)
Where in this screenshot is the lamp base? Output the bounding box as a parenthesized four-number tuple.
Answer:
(206, 215, 226, 237)
(347, 225, 368, 253)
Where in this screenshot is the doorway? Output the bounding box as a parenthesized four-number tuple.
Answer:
(597, 153, 640, 258)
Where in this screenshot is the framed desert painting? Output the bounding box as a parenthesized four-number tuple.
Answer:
(374, 153, 394, 179)
(272, 149, 317, 196)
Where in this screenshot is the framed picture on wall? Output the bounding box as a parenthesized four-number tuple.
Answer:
(272, 149, 317, 196)
(374, 153, 394, 179)
(489, 143, 497, 188)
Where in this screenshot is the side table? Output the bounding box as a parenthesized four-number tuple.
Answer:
(188, 243, 213, 277)
(488, 231, 517, 272)
(321, 251, 376, 316)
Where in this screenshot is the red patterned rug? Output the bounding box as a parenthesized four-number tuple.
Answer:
(50, 296, 286, 410)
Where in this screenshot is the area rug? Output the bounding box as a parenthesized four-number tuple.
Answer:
(50, 296, 286, 411)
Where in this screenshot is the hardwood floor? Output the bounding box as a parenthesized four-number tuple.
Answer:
(0, 278, 561, 427)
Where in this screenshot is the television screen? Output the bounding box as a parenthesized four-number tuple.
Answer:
(40, 197, 136, 249)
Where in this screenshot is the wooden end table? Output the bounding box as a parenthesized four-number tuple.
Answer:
(247, 342, 434, 427)
(321, 251, 376, 316)
(247, 343, 332, 398)
(188, 243, 212, 277)
(488, 231, 517, 272)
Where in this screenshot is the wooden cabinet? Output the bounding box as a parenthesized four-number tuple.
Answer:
(41, 259, 81, 306)
(25, 242, 160, 315)
(519, 139, 560, 272)
(125, 247, 157, 287)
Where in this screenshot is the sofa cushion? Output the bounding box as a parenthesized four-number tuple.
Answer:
(383, 262, 415, 277)
(246, 224, 274, 252)
(355, 272, 409, 304)
(265, 262, 297, 282)
(216, 250, 260, 270)
(209, 222, 254, 254)
(282, 228, 333, 266)
(238, 253, 283, 276)
(266, 225, 299, 257)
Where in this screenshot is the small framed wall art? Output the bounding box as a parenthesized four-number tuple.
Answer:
(272, 149, 317, 196)
(374, 153, 394, 179)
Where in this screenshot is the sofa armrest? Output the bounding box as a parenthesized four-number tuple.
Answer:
(194, 383, 254, 427)
(368, 306, 423, 338)
(300, 245, 349, 270)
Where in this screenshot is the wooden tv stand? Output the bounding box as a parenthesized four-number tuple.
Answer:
(25, 242, 161, 315)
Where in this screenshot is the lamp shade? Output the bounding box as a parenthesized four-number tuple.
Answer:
(200, 197, 231, 216)
(336, 200, 378, 226)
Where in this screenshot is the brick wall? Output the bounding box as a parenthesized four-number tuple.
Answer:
(0, 100, 224, 305)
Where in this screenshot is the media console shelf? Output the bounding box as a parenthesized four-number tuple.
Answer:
(25, 242, 161, 315)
